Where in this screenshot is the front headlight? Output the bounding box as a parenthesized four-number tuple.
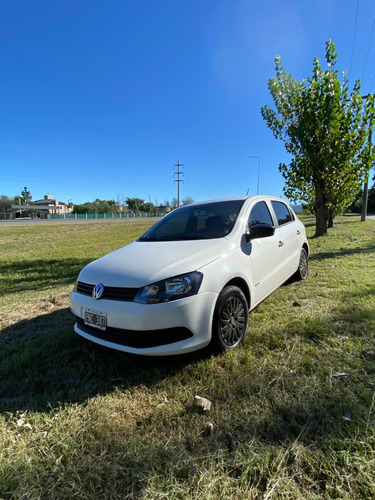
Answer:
(134, 271, 203, 304)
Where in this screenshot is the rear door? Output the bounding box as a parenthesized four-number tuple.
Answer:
(270, 201, 301, 277)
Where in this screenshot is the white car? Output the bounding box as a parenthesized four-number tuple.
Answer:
(70, 196, 309, 356)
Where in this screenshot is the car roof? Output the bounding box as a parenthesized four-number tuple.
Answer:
(187, 195, 286, 207)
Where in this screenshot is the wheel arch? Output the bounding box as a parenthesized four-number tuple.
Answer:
(222, 277, 251, 310)
(302, 242, 309, 257)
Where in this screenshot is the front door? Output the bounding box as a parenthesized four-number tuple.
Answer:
(246, 201, 286, 305)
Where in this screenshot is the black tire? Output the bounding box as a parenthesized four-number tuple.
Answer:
(295, 248, 308, 280)
(211, 285, 249, 353)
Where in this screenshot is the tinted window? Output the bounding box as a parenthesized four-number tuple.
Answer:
(139, 200, 245, 241)
(149, 211, 190, 237)
(271, 201, 294, 226)
(249, 201, 273, 227)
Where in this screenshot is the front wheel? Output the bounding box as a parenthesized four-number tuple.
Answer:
(295, 248, 308, 280)
(211, 286, 249, 354)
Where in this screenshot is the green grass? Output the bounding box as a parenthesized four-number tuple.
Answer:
(1, 216, 375, 499)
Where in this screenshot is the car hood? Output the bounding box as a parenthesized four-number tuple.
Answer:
(78, 238, 232, 287)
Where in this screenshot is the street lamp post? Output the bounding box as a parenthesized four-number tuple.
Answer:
(248, 156, 261, 195)
(345, 93, 374, 222)
(361, 117, 373, 222)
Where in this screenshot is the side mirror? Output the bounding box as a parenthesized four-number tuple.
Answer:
(245, 223, 275, 242)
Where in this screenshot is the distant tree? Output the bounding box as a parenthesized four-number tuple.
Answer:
(143, 202, 155, 213)
(126, 197, 145, 212)
(93, 198, 117, 213)
(347, 186, 375, 214)
(169, 196, 194, 209)
(116, 193, 127, 213)
(21, 186, 32, 204)
(73, 199, 118, 214)
(0, 195, 13, 205)
(73, 202, 95, 214)
(369, 187, 375, 213)
(261, 40, 375, 236)
(108, 199, 117, 212)
(170, 197, 179, 209)
(181, 196, 194, 206)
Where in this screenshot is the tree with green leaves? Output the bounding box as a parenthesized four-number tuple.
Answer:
(170, 197, 179, 209)
(181, 196, 194, 206)
(346, 187, 375, 214)
(126, 197, 146, 212)
(261, 40, 375, 236)
(73, 199, 118, 214)
(142, 202, 155, 213)
(21, 186, 32, 205)
(0, 195, 13, 205)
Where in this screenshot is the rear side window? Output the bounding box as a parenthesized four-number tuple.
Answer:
(271, 201, 295, 226)
(249, 201, 273, 226)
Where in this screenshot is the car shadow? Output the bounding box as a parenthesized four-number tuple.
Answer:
(0, 308, 211, 413)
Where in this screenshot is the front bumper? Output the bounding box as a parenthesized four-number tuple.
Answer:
(70, 290, 218, 356)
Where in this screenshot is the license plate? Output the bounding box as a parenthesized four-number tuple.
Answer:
(84, 309, 107, 331)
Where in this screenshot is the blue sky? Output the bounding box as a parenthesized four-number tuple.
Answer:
(1, 0, 375, 206)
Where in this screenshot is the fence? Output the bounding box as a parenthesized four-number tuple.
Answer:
(47, 212, 164, 220)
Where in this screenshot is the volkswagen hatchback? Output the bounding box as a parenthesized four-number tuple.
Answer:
(70, 196, 309, 355)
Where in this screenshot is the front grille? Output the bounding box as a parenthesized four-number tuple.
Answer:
(77, 281, 138, 302)
(75, 316, 193, 348)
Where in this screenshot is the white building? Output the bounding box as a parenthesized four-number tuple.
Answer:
(33, 195, 73, 214)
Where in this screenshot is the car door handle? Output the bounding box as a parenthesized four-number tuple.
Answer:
(278, 241, 284, 247)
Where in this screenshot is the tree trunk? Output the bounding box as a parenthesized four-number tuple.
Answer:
(315, 206, 327, 236)
(314, 181, 328, 237)
(327, 208, 334, 228)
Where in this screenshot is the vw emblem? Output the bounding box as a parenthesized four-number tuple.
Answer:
(92, 283, 104, 300)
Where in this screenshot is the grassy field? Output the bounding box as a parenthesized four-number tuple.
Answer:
(0, 216, 375, 499)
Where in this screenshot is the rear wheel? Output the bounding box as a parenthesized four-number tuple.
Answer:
(295, 248, 308, 280)
(211, 286, 249, 353)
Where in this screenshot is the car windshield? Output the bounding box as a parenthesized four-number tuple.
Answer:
(138, 200, 245, 242)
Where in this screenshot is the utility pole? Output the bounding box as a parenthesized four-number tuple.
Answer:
(248, 156, 261, 195)
(174, 159, 184, 208)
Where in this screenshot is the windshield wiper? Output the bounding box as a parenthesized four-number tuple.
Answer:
(138, 236, 158, 242)
(138, 235, 184, 242)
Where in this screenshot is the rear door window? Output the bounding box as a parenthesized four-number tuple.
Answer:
(271, 201, 294, 226)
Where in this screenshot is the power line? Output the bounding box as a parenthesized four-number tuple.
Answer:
(369, 72, 375, 93)
(361, 18, 375, 82)
(349, 0, 360, 80)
